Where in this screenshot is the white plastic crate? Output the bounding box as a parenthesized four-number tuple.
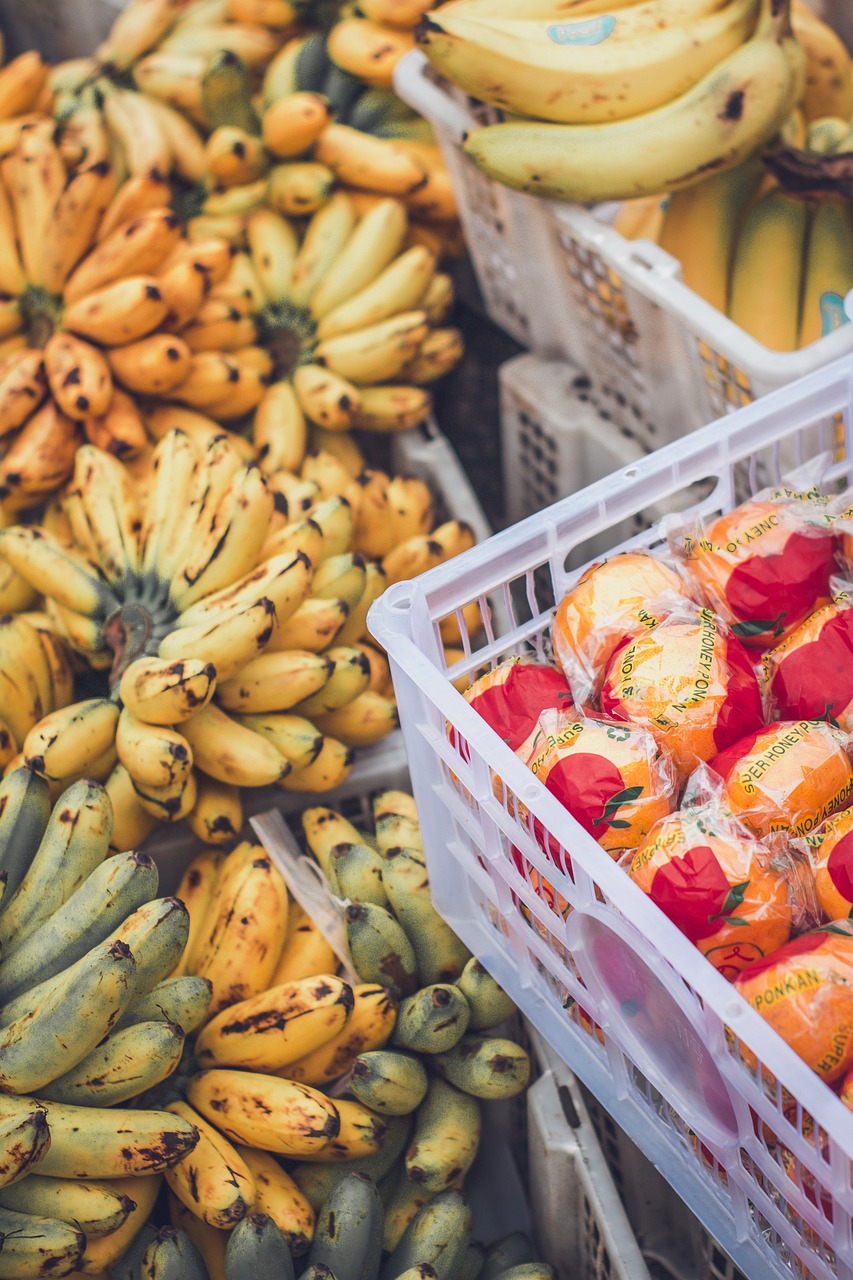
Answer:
(0, 0, 125, 60)
(395, 51, 853, 451)
(369, 353, 853, 1280)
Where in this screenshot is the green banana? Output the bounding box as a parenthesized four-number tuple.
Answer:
(0, 1103, 50, 1189)
(490, 1268, 555, 1280)
(38, 1019, 185, 1107)
(142, 1225, 210, 1279)
(0, 1174, 134, 1238)
(225, 1211, 295, 1280)
(455, 960, 515, 1032)
(329, 843, 387, 906)
(479, 1233, 534, 1280)
(457, 1242, 486, 1280)
(202, 49, 259, 134)
(307, 1172, 382, 1280)
(381, 849, 470, 985)
(349, 1050, 428, 1115)
(291, 1114, 411, 1212)
(345, 902, 418, 997)
(0, 766, 51, 898)
(294, 33, 333, 94)
(112, 896, 191, 998)
(386, 1269, 438, 1280)
(374, 804, 423, 857)
(381, 1190, 472, 1280)
(432, 1036, 531, 1100)
(0, 938, 137, 1094)
(391, 985, 470, 1055)
(0, 1206, 84, 1276)
(115, 974, 213, 1035)
(0, 849, 158, 1006)
(405, 1079, 481, 1195)
(113, 1223, 158, 1280)
(16, 1098, 199, 1180)
(0, 778, 112, 952)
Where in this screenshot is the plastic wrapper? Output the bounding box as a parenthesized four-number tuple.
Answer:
(673, 482, 837, 650)
(709, 718, 853, 840)
(551, 551, 693, 700)
(598, 603, 764, 778)
(734, 921, 853, 1085)
(797, 806, 853, 922)
(761, 584, 853, 728)
(460, 655, 573, 751)
(624, 802, 799, 980)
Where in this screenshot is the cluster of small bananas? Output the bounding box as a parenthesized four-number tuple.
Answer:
(0, 613, 74, 773)
(420, 0, 806, 203)
(0, 768, 205, 1277)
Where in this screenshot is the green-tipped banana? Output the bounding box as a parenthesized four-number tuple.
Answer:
(0, 1206, 84, 1276)
(381, 848, 470, 985)
(0, 1103, 50, 1189)
(0, 850, 158, 1006)
(382, 1178, 435, 1255)
(225, 1211, 295, 1280)
(113, 896, 191, 998)
(115, 974, 213, 1035)
(307, 1172, 382, 1280)
(432, 1036, 531, 1100)
(203, 49, 259, 134)
(381, 1190, 472, 1280)
(391, 985, 470, 1055)
(329, 842, 387, 906)
(38, 1019, 185, 1107)
(406, 1079, 481, 1195)
(142, 1224, 210, 1279)
(112, 1223, 159, 1280)
(291, 1114, 411, 1213)
(373, 792, 423, 856)
(345, 902, 418, 998)
(302, 806, 365, 878)
(0, 766, 51, 899)
(0, 778, 112, 952)
(0, 1174, 134, 1239)
(455, 959, 515, 1031)
(479, 1232, 534, 1280)
(350, 1050, 428, 1115)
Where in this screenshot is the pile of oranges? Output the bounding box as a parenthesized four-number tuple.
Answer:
(460, 481, 853, 1098)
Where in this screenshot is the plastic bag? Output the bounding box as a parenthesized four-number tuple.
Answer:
(761, 583, 853, 728)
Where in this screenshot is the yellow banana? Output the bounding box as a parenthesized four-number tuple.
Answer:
(401, 327, 464, 384)
(64, 275, 169, 346)
(282, 983, 397, 1085)
(313, 690, 398, 747)
(234, 712, 323, 773)
(42, 160, 117, 295)
(216, 649, 333, 713)
(327, 18, 415, 88)
(264, 93, 331, 163)
(273, 901, 339, 985)
(799, 197, 853, 348)
(131, 764, 198, 824)
(23, 698, 119, 782)
(73, 1176, 161, 1273)
(314, 125, 425, 195)
(159, 598, 278, 684)
(290, 193, 358, 308)
(292, 364, 362, 431)
(728, 187, 808, 351)
(187, 1070, 340, 1157)
(316, 245, 435, 338)
(119, 656, 216, 726)
(291, 1097, 386, 1162)
(44, 333, 113, 421)
(173, 847, 226, 978)
(165, 1100, 256, 1229)
(105, 763, 159, 853)
(98, 171, 172, 240)
(107, 332, 192, 395)
(292, 646, 371, 717)
(236, 1147, 315, 1258)
(96, 0, 185, 70)
(68, 444, 142, 582)
(65, 206, 182, 304)
(147, 96, 208, 182)
(254, 380, 307, 473)
(102, 86, 172, 179)
(354, 383, 432, 432)
(277, 735, 353, 792)
(310, 198, 409, 319)
(0, 50, 49, 117)
(792, 3, 853, 121)
(187, 776, 244, 847)
(266, 596, 349, 652)
(116, 708, 193, 790)
(267, 161, 336, 217)
(206, 125, 269, 188)
(181, 702, 289, 787)
(315, 311, 429, 384)
(3, 120, 65, 288)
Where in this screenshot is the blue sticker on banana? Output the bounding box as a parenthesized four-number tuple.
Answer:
(546, 16, 616, 44)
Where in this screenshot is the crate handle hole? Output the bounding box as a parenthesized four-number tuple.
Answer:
(624, 467, 638, 478)
(558, 1083, 582, 1129)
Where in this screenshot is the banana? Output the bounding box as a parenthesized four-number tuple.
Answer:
(310, 199, 408, 320)
(39, 1019, 185, 1107)
(196, 975, 354, 1071)
(0, 525, 113, 617)
(0, 766, 51, 899)
(400, 328, 463, 384)
(224, 1212, 295, 1278)
(799, 197, 853, 348)
(107, 333, 192, 396)
(187, 841, 289, 1017)
(0, 49, 48, 116)
(235, 711, 322, 773)
(236, 1147, 314, 1259)
(42, 160, 115, 296)
(381, 1190, 472, 1280)
(345, 902, 418, 997)
(65, 206, 182, 304)
(391, 984, 471, 1055)
(294, 647, 371, 718)
(267, 161, 336, 216)
(205, 126, 269, 186)
(0, 1104, 51, 1189)
(202, 177, 269, 218)
(291, 1097, 387, 1163)
(69, 445, 143, 583)
(76, 1180, 160, 1273)
(116, 974, 213, 1036)
(119, 657, 216, 727)
(95, 0, 184, 69)
(328, 842, 387, 905)
(314, 125, 425, 196)
(406, 1077, 481, 1194)
(137, 1226, 210, 1278)
(162, 21, 280, 67)
(272, 903, 339, 987)
(164, 1100, 255, 1229)
(302, 806, 365, 876)
(308, 428, 365, 477)
(22, 698, 119, 784)
(0, 1175, 132, 1239)
(358, 642, 393, 695)
(0, 351, 47, 441)
(182, 702, 289, 787)
(0, 1205, 84, 1275)
(115, 709, 192, 792)
(216, 650, 332, 714)
(0, 849, 158, 1007)
(43, 334, 113, 423)
(0, 404, 79, 511)
(138, 429, 199, 579)
(791, 3, 853, 121)
(63, 274, 169, 347)
(381, 1183, 435, 1257)
(291, 1112, 410, 1212)
(350, 1050, 428, 1115)
(334, 558, 388, 647)
(290, 194, 359, 308)
(172, 849, 225, 978)
(317, 246, 435, 341)
(354, 384, 432, 432)
(3, 120, 65, 288)
(159, 598, 277, 685)
(277, 734, 353, 793)
(0, 777, 112, 952)
(187, 776, 244, 847)
(462, 0, 802, 200)
(420, 272, 454, 325)
(308, 1172, 382, 1280)
(168, 1195, 228, 1280)
(266, 596, 350, 653)
(728, 187, 808, 350)
(230, 0, 298, 22)
(455, 958, 515, 1030)
(658, 158, 764, 311)
(105, 764, 159, 852)
(328, 17, 415, 87)
(381, 848, 470, 985)
(103, 86, 173, 179)
(254, 381, 307, 472)
(264, 93, 331, 161)
(187, 1070, 340, 1156)
(111, 896, 191, 999)
(147, 97, 208, 183)
(314, 691, 398, 747)
(259, 512, 325, 567)
(432, 1035, 531, 1100)
(98, 172, 172, 241)
(283, 983, 398, 1085)
(177, 549, 312, 632)
(292, 364, 363, 431)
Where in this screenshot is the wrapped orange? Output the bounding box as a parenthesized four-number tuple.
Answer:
(599, 605, 764, 777)
(552, 551, 691, 695)
(710, 719, 853, 839)
(626, 804, 793, 979)
(677, 488, 836, 650)
(801, 807, 853, 921)
(734, 922, 853, 1084)
(762, 593, 853, 729)
(461, 656, 572, 751)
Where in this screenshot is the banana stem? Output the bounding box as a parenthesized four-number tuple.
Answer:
(105, 603, 159, 696)
(259, 300, 318, 380)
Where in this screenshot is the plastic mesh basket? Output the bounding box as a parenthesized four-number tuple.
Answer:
(370, 353, 853, 1280)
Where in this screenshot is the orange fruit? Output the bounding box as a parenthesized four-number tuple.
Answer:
(627, 805, 792, 979)
(762, 596, 853, 730)
(461, 656, 573, 751)
(711, 719, 853, 839)
(802, 807, 853, 921)
(681, 496, 836, 650)
(552, 552, 691, 692)
(599, 606, 764, 777)
(734, 922, 853, 1084)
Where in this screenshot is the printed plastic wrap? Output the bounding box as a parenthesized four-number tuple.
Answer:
(624, 802, 797, 980)
(798, 806, 853, 921)
(598, 603, 765, 778)
(709, 719, 853, 839)
(460, 656, 573, 751)
(674, 483, 837, 650)
(761, 584, 853, 728)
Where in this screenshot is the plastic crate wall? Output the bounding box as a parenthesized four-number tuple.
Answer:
(0, 0, 124, 59)
(370, 354, 853, 1280)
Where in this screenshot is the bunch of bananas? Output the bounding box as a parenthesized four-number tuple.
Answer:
(0, 613, 75, 773)
(419, 0, 806, 203)
(0, 768, 206, 1277)
(0, 41, 52, 155)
